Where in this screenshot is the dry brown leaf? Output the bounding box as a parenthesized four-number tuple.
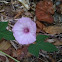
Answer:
(36, 0, 54, 14)
(36, 0, 54, 23)
(43, 26, 62, 34)
(0, 41, 11, 51)
(36, 10, 54, 23)
(53, 41, 62, 46)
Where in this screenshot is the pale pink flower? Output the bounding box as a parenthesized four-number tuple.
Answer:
(12, 17, 36, 45)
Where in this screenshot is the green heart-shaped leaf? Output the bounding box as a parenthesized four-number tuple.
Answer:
(28, 34, 58, 57)
(36, 34, 49, 43)
(0, 30, 15, 40)
(0, 22, 15, 40)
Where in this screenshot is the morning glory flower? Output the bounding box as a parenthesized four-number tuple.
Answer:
(12, 17, 36, 45)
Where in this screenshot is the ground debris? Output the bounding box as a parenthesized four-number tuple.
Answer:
(0, 0, 62, 62)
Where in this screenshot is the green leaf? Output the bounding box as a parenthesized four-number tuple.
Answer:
(28, 42, 58, 57)
(36, 34, 49, 43)
(38, 42, 58, 52)
(0, 22, 15, 40)
(28, 34, 58, 57)
(0, 34, 3, 40)
(0, 30, 15, 40)
(0, 22, 8, 31)
(28, 44, 40, 57)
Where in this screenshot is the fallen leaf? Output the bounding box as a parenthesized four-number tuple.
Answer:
(53, 41, 62, 46)
(0, 40, 11, 50)
(36, 0, 54, 14)
(43, 26, 62, 34)
(36, 10, 54, 23)
(36, 0, 54, 23)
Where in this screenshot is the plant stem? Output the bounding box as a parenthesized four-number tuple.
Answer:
(0, 50, 20, 62)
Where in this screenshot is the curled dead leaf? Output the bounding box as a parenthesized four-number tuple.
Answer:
(36, 0, 54, 23)
(36, 0, 54, 14)
(36, 10, 54, 23)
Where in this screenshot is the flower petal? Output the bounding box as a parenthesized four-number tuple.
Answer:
(12, 17, 36, 45)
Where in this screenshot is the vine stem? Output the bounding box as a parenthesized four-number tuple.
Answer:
(0, 50, 20, 62)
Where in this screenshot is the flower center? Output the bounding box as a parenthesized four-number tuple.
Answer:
(23, 28, 29, 33)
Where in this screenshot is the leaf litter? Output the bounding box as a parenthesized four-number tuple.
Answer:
(0, 0, 62, 62)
